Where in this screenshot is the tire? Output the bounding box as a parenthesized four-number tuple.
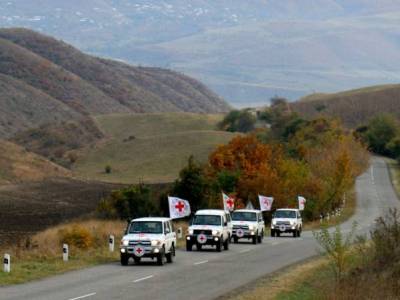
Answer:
(277, 232, 281, 237)
(271, 230, 275, 237)
(293, 231, 297, 238)
(252, 234, 257, 245)
(120, 254, 128, 266)
(216, 239, 222, 252)
(233, 236, 238, 243)
(186, 241, 192, 251)
(224, 238, 229, 250)
(166, 245, 174, 263)
(258, 231, 263, 243)
(157, 251, 165, 266)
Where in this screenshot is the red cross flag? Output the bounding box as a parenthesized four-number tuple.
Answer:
(222, 193, 235, 212)
(298, 196, 306, 211)
(168, 196, 191, 219)
(258, 195, 274, 211)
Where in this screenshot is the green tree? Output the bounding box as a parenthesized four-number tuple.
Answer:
(219, 109, 256, 133)
(172, 156, 208, 211)
(366, 114, 399, 155)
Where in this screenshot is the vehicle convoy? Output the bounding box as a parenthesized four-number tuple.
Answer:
(186, 209, 232, 252)
(231, 209, 265, 244)
(271, 208, 302, 237)
(120, 217, 176, 266)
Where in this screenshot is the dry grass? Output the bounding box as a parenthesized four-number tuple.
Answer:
(0, 219, 125, 285)
(222, 257, 328, 300)
(386, 158, 400, 198)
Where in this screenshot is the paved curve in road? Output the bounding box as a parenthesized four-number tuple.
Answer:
(1, 157, 399, 300)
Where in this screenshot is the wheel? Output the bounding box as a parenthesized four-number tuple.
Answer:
(297, 229, 301, 237)
(233, 236, 238, 243)
(293, 231, 297, 238)
(257, 231, 263, 243)
(277, 232, 280, 237)
(186, 241, 192, 251)
(252, 234, 257, 245)
(223, 238, 229, 250)
(271, 230, 275, 237)
(120, 254, 128, 266)
(216, 239, 222, 252)
(157, 251, 165, 266)
(166, 245, 174, 263)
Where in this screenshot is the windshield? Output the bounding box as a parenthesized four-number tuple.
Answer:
(129, 221, 163, 234)
(232, 212, 257, 222)
(193, 215, 222, 226)
(274, 210, 297, 218)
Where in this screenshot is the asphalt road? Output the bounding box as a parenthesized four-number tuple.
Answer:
(1, 157, 399, 300)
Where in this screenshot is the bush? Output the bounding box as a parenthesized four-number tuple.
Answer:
(59, 225, 94, 249)
(105, 165, 111, 174)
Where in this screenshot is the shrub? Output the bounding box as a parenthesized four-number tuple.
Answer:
(105, 165, 111, 174)
(313, 222, 357, 282)
(59, 225, 94, 249)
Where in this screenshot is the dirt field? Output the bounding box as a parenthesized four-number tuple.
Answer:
(0, 178, 126, 248)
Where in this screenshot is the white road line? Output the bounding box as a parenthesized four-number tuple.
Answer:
(68, 293, 96, 300)
(133, 275, 154, 283)
(194, 260, 209, 265)
(239, 249, 252, 253)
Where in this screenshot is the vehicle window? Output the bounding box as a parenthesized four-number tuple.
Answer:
(232, 212, 257, 222)
(129, 221, 163, 234)
(192, 215, 222, 226)
(226, 213, 231, 222)
(298, 212, 301, 218)
(168, 221, 174, 232)
(164, 222, 170, 234)
(258, 214, 263, 222)
(274, 210, 296, 218)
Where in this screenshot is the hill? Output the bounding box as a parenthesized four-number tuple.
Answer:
(73, 113, 237, 183)
(0, 28, 230, 137)
(1, 1, 400, 106)
(291, 84, 400, 127)
(0, 140, 70, 184)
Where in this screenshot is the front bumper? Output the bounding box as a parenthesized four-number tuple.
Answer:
(271, 224, 297, 232)
(120, 246, 162, 258)
(232, 229, 256, 238)
(186, 235, 221, 246)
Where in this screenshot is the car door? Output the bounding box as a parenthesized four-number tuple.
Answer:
(163, 221, 171, 251)
(297, 211, 302, 228)
(258, 212, 265, 233)
(225, 213, 233, 236)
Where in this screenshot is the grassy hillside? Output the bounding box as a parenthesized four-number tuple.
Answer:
(0, 140, 70, 184)
(291, 84, 400, 127)
(73, 113, 237, 183)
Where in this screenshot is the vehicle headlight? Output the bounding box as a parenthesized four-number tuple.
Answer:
(249, 225, 255, 231)
(290, 220, 295, 226)
(188, 229, 194, 235)
(121, 239, 129, 246)
(212, 230, 220, 236)
(151, 240, 162, 247)
(272, 220, 277, 225)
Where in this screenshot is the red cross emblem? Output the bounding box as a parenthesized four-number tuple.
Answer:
(227, 198, 234, 208)
(175, 201, 185, 213)
(197, 233, 207, 244)
(135, 246, 144, 257)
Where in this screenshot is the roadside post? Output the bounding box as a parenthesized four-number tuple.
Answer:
(109, 235, 115, 252)
(3, 254, 10, 273)
(177, 227, 183, 239)
(63, 244, 69, 262)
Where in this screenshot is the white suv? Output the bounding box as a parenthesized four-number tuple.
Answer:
(120, 217, 176, 266)
(231, 209, 265, 244)
(271, 209, 302, 238)
(186, 209, 232, 252)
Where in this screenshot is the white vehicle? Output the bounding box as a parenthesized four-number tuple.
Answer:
(186, 209, 232, 252)
(120, 217, 176, 266)
(231, 209, 265, 244)
(271, 209, 302, 238)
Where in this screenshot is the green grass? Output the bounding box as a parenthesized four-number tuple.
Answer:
(74, 113, 237, 184)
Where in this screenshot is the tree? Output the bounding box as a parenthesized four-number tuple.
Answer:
(172, 156, 208, 212)
(219, 109, 256, 133)
(366, 114, 399, 155)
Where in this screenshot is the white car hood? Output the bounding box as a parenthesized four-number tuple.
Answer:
(232, 221, 258, 226)
(123, 233, 164, 241)
(273, 218, 297, 223)
(189, 225, 222, 231)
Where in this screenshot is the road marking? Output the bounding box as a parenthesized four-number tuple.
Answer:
(239, 248, 252, 253)
(133, 275, 154, 283)
(68, 293, 96, 300)
(194, 260, 209, 265)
